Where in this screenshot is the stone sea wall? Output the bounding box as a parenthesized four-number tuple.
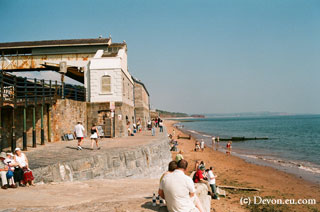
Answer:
(33, 135, 171, 183)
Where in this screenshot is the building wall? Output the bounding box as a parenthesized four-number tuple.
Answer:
(134, 82, 150, 130)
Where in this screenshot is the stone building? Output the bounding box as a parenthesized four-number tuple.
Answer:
(0, 37, 145, 149)
(132, 77, 150, 130)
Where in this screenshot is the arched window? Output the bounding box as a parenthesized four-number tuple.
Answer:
(101, 75, 111, 93)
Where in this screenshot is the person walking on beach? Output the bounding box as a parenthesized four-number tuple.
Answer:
(226, 141, 232, 155)
(90, 124, 100, 150)
(200, 139, 205, 152)
(211, 136, 215, 150)
(74, 121, 85, 150)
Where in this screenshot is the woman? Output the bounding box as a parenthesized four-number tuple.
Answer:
(90, 124, 100, 150)
(4, 153, 17, 188)
(14, 148, 34, 186)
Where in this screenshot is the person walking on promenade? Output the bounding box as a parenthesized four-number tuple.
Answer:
(74, 121, 85, 150)
(90, 123, 100, 150)
(159, 120, 164, 132)
(159, 159, 205, 212)
(200, 139, 205, 152)
(211, 136, 215, 150)
(151, 120, 156, 136)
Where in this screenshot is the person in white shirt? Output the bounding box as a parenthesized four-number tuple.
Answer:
(74, 122, 85, 150)
(211, 137, 215, 150)
(159, 159, 204, 212)
(0, 152, 9, 189)
(208, 167, 219, 199)
(200, 139, 205, 152)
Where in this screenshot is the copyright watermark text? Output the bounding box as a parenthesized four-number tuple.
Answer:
(240, 196, 317, 205)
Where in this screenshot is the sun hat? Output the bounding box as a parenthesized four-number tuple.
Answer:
(0, 152, 6, 158)
(6, 153, 14, 157)
(14, 147, 21, 152)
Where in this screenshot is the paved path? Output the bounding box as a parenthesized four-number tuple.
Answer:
(20, 129, 165, 170)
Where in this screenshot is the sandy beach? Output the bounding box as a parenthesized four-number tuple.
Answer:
(165, 120, 320, 212)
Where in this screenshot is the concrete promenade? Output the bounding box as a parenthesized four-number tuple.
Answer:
(0, 128, 172, 212)
(26, 130, 161, 170)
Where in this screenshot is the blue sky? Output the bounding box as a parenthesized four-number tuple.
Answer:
(1, 0, 319, 114)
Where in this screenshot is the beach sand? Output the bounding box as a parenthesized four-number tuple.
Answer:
(165, 120, 320, 212)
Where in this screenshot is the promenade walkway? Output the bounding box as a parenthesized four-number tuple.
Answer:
(26, 129, 163, 170)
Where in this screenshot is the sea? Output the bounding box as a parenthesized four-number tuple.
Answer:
(175, 114, 320, 184)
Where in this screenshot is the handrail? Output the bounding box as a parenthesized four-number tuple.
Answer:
(0, 71, 86, 104)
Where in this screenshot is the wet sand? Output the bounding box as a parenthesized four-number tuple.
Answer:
(165, 120, 320, 212)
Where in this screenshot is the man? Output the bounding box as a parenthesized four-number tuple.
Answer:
(0, 152, 9, 189)
(175, 150, 184, 162)
(200, 139, 205, 152)
(208, 167, 219, 199)
(159, 159, 203, 212)
(74, 121, 85, 150)
(211, 137, 215, 150)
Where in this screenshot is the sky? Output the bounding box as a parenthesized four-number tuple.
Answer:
(0, 0, 319, 114)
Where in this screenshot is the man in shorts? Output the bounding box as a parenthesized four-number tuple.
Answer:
(74, 121, 85, 150)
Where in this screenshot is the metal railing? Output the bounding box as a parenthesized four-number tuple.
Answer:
(0, 71, 86, 105)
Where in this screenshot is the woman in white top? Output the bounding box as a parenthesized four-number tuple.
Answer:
(4, 153, 17, 188)
(14, 148, 34, 186)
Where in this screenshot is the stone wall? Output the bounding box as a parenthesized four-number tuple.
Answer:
(50, 99, 87, 142)
(33, 135, 171, 183)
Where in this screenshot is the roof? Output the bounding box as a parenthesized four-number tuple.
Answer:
(0, 38, 111, 50)
(132, 77, 150, 96)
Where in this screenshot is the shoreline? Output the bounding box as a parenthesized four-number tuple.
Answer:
(165, 120, 320, 212)
(174, 123, 320, 185)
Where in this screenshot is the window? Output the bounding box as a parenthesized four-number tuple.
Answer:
(101, 75, 111, 93)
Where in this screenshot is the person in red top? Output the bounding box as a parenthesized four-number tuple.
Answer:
(193, 165, 213, 197)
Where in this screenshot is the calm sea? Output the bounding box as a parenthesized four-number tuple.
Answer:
(177, 115, 320, 183)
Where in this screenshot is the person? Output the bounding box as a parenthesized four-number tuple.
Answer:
(147, 120, 152, 130)
(194, 160, 200, 171)
(74, 121, 85, 150)
(4, 153, 17, 188)
(159, 120, 164, 133)
(159, 160, 178, 184)
(194, 140, 200, 152)
(200, 139, 205, 152)
(151, 120, 156, 136)
(193, 164, 213, 197)
(90, 124, 100, 150)
(208, 167, 219, 199)
(211, 136, 215, 150)
(175, 150, 184, 162)
(226, 141, 232, 155)
(137, 118, 141, 132)
(159, 159, 204, 212)
(0, 152, 9, 189)
(172, 129, 176, 137)
(14, 148, 34, 186)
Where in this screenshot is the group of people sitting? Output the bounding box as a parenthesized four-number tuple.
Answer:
(0, 148, 34, 189)
(158, 157, 219, 212)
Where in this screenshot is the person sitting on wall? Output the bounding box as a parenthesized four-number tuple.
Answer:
(0, 152, 9, 189)
(4, 153, 17, 188)
(193, 165, 213, 197)
(14, 148, 35, 186)
(159, 159, 205, 212)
